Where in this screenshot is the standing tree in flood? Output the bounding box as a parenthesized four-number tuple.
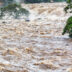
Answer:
(62, 0, 72, 38)
(0, 0, 29, 19)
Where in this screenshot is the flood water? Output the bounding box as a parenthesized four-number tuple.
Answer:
(0, 3, 72, 72)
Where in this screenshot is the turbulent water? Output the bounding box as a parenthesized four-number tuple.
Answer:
(0, 3, 72, 72)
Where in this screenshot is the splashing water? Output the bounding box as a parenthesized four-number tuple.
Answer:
(0, 3, 72, 72)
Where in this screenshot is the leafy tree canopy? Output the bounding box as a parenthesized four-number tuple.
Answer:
(0, 3, 29, 19)
(62, 0, 72, 38)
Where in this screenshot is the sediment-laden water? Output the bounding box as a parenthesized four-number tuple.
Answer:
(0, 3, 72, 72)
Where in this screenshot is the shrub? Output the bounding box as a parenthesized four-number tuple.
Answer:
(0, 3, 29, 19)
(24, 0, 66, 3)
(24, 0, 50, 3)
(62, 0, 72, 38)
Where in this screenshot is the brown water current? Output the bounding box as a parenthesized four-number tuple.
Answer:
(0, 3, 72, 72)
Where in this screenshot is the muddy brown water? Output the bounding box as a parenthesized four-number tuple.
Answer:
(0, 3, 72, 72)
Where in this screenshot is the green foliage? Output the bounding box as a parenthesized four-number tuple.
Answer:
(62, 0, 72, 37)
(24, 0, 50, 3)
(66, 0, 72, 3)
(62, 16, 72, 35)
(64, 4, 72, 13)
(64, 0, 72, 13)
(24, 0, 66, 3)
(0, 3, 29, 19)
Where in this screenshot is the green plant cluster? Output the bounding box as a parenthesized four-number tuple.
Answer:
(62, 0, 72, 38)
(24, 0, 50, 3)
(0, 3, 29, 19)
(24, 0, 66, 3)
(64, 0, 72, 13)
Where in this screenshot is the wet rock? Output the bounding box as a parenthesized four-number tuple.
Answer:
(66, 44, 69, 46)
(25, 19, 30, 22)
(2, 21, 6, 24)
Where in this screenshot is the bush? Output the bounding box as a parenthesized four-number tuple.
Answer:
(24, 0, 50, 3)
(24, 0, 66, 3)
(62, 16, 72, 34)
(62, 0, 72, 38)
(0, 3, 29, 19)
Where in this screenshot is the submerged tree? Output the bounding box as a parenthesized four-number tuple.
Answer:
(62, 0, 72, 38)
(0, 1, 29, 19)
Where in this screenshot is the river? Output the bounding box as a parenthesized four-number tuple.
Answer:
(0, 2, 72, 72)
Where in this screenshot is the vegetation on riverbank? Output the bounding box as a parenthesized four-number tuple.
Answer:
(0, 3, 29, 19)
(24, 0, 66, 3)
(62, 0, 72, 38)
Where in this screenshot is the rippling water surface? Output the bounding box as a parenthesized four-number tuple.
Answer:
(0, 3, 72, 72)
